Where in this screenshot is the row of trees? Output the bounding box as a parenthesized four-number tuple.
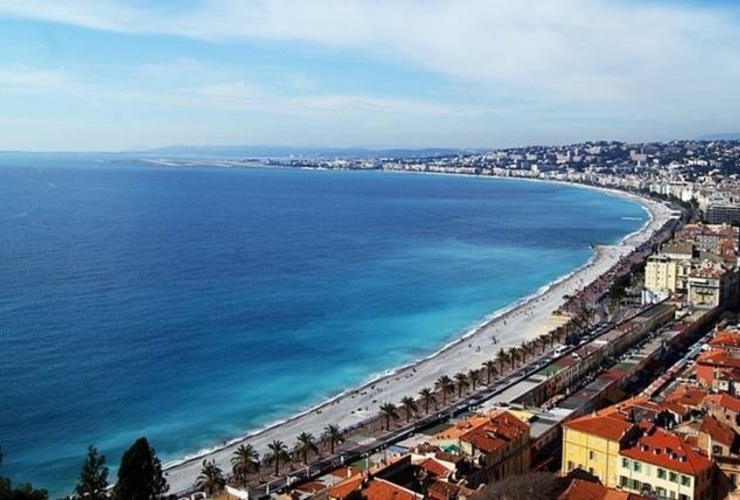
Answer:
(0, 438, 167, 500)
(191, 423, 348, 496)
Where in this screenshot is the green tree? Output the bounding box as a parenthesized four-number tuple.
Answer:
(113, 437, 169, 500)
(418, 387, 437, 415)
(435, 375, 455, 406)
(508, 347, 520, 369)
(294, 432, 319, 465)
(468, 368, 482, 391)
(495, 348, 509, 373)
(454, 372, 469, 398)
(378, 403, 399, 430)
(231, 444, 259, 487)
(482, 360, 498, 385)
(263, 440, 291, 477)
(195, 460, 224, 497)
(74, 446, 109, 500)
(321, 424, 344, 455)
(0, 444, 48, 500)
(400, 396, 418, 423)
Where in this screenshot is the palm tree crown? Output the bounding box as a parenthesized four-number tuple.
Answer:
(195, 459, 225, 497)
(435, 375, 455, 405)
(294, 432, 319, 465)
(231, 444, 260, 487)
(400, 395, 418, 422)
(419, 387, 437, 414)
(263, 440, 291, 477)
(454, 372, 469, 398)
(322, 424, 344, 455)
(378, 402, 400, 430)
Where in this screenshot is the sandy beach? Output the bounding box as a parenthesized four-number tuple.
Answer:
(162, 188, 677, 495)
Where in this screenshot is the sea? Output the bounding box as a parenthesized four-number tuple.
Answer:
(0, 153, 646, 496)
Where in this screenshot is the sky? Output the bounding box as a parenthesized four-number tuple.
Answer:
(0, 0, 739, 151)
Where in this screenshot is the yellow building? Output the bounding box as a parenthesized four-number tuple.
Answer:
(618, 426, 713, 500)
(561, 405, 639, 487)
(645, 255, 679, 294)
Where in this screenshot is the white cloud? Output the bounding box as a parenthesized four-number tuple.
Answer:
(2, 0, 740, 148)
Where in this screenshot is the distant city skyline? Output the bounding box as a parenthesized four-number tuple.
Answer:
(1, 0, 740, 151)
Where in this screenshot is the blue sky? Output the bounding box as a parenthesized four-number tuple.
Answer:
(1, 0, 739, 151)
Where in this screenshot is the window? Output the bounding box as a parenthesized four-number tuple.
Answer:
(634, 461, 642, 473)
(589, 467, 594, 475)
(680, 475, 691, 487)
(679, 494, 689, 500)
(589, 450, 595, 460)
(656, 487, 666, 498)
(658, 468, 667, 479)
(669, 471, 678, 483)
(731, 473, 737, 487)
(622, 457, 630, 468)
(632, 479, 642, 491)
(713, 444, 723, 455)
(620, 476, 629, 488)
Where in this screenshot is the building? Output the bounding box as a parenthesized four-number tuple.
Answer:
(618, 425, 713, 500)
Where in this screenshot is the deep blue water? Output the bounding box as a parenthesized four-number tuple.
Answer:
(0, 154, 646, 495)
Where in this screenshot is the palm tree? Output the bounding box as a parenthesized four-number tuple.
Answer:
(508, 347, 520, 369)
(454, 372, 469, 398)
(231, 444, 260, 487)
(294, 432, 319, 465)
(379, 402, 400, 430)
(520, 340, 535, 362)
(400, 395, 418, 422)
(435, 375, 455, 406)
(418, 387, 437, 414)
(195, 459, 225, 497)
(496, 348, 509, 373)
(263, 440, 291, 477)
(321, 424, 344, 455)
(482, 360, 498, 385)
(468, 368, 482, 391)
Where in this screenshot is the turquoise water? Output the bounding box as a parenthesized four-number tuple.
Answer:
(0, 154, 646, 495)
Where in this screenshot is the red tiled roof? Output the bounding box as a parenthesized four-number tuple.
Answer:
(699, 415, 736, 447)
(328, 476, 420, 500)
(709, 331, 740, 349)
(697, 350, 740, 369)
(416, 458, 450, 478)
(563, 410, 634, 442)
(664, 387, 708, 408)
(620, 427, 712, 476)
(705, 393, 740, 413)
(557, 479, 608, 500)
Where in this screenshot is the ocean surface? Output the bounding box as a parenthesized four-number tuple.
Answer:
(0, 153, 646, 496)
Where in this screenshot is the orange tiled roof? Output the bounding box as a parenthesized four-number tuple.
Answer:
(327, 476, 420, 500)
(620, 427, 712, 476)
(709, 331, 740, 349)
(697, 350, 740, 369)
(705, 393, 740, 413)
(664, 386, 708, 408)
(459, 411, 528, 454)
(699, 415, 736, 447)
(563, 409, 634, 442)
(416, 458, 450, 478)
(557, 479, 608, 500)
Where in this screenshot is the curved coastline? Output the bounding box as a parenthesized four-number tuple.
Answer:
(162, 182, 676, 494)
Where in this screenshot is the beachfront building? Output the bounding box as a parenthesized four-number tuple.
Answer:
(645, 254, 680, 296)
(617, 426, 713, 500)
(687, 261, 739, 309)
(561, 403, 640, 487)
(457, 410, 531, 488)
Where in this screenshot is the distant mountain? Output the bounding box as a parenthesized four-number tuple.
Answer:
(142, 144, 477, 160)
(697, 133, 740, 141)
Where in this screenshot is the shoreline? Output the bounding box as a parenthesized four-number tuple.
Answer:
(162, 181, 677, 494)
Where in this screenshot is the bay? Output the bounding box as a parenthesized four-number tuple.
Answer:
(0, 154, 645, 495)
